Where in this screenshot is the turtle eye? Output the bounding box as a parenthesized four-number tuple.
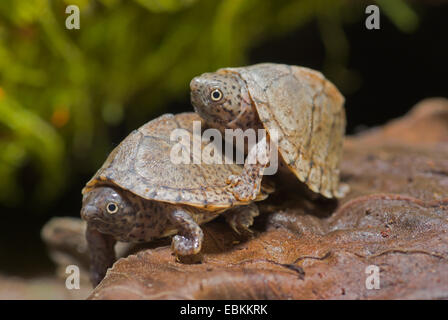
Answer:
(106, 202, 119, 214)
(210, 89, 223, 102)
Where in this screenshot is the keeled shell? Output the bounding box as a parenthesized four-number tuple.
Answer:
(83, 112, 269, 209)
(222, 63, 346, 198)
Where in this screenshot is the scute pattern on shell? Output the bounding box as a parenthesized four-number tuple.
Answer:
(83, 112, 268, 209)
(222, 63, 346, 198)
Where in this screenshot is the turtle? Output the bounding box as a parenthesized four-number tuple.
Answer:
(190, 63, 348, 201)
(80, 112, 273, 286)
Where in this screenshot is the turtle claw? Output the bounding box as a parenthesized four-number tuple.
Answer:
(227, 219, 241, 235)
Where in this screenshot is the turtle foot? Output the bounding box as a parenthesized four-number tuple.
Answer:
(171, 232, 203, 256)
(225, 203, 259, 234)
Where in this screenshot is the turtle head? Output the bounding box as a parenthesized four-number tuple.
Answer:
(81, 186, 137, 236)
(190, 70, 256, 132)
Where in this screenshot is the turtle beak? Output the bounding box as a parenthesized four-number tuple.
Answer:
(190, 76, 211, 101)
(81, 205, 101, 222)
(190, 77, 213, 120)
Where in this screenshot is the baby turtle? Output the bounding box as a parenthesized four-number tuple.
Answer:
(190, 63, 348, 200)
(81, 112, 272, 285)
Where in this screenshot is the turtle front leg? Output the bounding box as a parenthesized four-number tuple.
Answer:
(85, 225, 116, 286)
(168, 208, 204, 256)
(225, 203, 259, 234)
(227, 138, 270, 201)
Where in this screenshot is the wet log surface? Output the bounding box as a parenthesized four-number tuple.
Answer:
(44, 98, 448, 300)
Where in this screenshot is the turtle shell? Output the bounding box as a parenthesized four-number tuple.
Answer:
(221, 63, 346, 198)
(83, 112, 269, 209)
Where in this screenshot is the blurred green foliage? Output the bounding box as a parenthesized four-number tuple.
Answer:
(0, 0, 417, 208)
